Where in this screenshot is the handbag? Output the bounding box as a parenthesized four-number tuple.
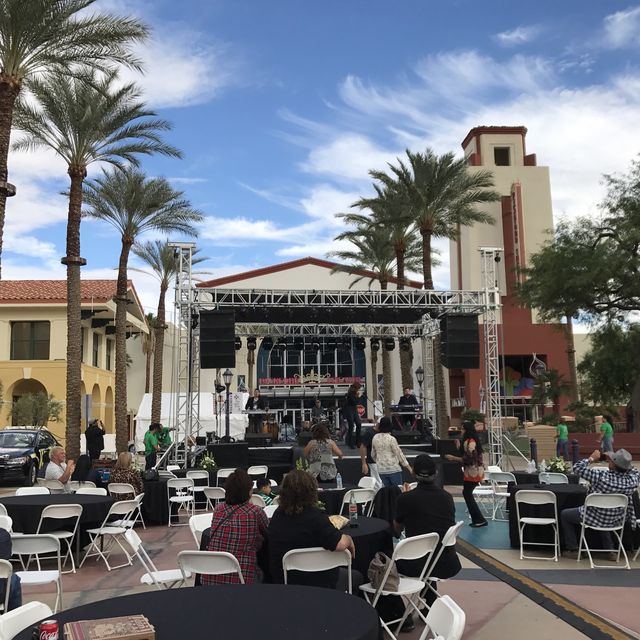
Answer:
(367, 552, 400, 592)
(142, 469, 159, 481)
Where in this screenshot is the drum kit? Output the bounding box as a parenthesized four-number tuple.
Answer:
(261, 416, 280, 443)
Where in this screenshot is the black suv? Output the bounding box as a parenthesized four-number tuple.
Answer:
(0, 427, 60, 486)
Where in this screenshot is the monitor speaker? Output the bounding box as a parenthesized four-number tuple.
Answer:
(440, 314, 480, 369)
(200, 311, 236, 369)
(206, 442, 248, 468)
(392, 430, 423, 444)
(244, 433, 272, 447)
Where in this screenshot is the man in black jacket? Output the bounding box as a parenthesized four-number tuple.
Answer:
(85, 419, 106, 460)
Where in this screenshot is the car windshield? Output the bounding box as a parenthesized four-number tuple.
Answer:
(0, 432, 35, 448)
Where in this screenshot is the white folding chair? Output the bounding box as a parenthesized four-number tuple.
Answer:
(250, 494, 266, 508)
(187, 470, 210, 511)
(37, 479, 65, 494)
(177, 550, 245, 584)
(421, 522, 464, 601)
(486, 465, 502, 474)
(189, 513, 213, 547)
(577, 493, 630, 569)
(358, 476, 377, 490)
(216, 468, 235, 486)
(167, 478, 195, 526)
(0, 559, 12, 613)
(0, 503, 7, 517)
(0, 515, 12, 532)
(340, 488, 376, 517)
(271, 495, 280, 506)
(158, 470, 177, 480)
(514, 490, 559, 561)
(108, 484, 145, 529)
(490, 471, 516, 521)
(125, 529, 187, 590)
(11, 534, 63, 612)
(247, 465, 268, 479)
(80, 499, 137, 571)
(167, 465, 181, 473)
(15, 487, 49, 496)
(283, 547, 353, 593)
(472, 477, 494, 520)
(418, 595, 466, 640)
(68, 480, 96, 492)
(0, 601, 53, 639)
(203, 486, 225, 511)
(264, 504, 278, 519)
(360, 533, 440, 639)
(539, 472, 568, 485)
(35, 504, 83, 573)
(76, 487, 107, 495)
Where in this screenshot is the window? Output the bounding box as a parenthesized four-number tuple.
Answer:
(106, 340, 113, 371)
(10, 321, 50, 360)
(494, 147, 511, 166)
(92, 333, 101, 367)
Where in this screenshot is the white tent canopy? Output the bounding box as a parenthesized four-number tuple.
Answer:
(134, 392, 248, 452)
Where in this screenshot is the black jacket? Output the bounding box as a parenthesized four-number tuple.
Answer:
(85, 424, 105, 451)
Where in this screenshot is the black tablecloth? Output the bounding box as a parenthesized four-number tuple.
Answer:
(316, 483, 357, 515)
(512, 472, 578, 485)
(14, 584, 381, 640)
(341, 516, 393, 576)
(141, 479, 169, 525)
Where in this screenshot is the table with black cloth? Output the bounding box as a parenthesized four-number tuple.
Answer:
(511, 471, 578, 485)
(508, 484, 640, 551)
(341, 516, 394, 576)
(14, 584, 381, 640)
(316, 483, 357, 515)
(141, 479, 169, 525)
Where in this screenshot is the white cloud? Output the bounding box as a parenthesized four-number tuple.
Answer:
(603, 6, 640, 48)
(167, 177, 209, 185)
(494, 26, 541, 47)
(199, 216, 311, 246)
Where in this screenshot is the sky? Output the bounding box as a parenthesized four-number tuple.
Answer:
(3, 0, 640, 316)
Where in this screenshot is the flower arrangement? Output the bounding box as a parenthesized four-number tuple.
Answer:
(545, 456, 572, 473)
(199, 453, 216, 472)
(295, 457, 309, 471)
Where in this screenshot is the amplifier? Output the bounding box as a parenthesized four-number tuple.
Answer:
(392, 430, 423, 445)
(244, 433, 272, 447)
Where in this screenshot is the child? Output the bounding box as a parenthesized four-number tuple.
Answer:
(254, 477, 276, 505)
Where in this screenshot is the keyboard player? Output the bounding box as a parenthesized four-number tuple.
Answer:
(397, 387, 419, 428)
(245, 389, 267, 433)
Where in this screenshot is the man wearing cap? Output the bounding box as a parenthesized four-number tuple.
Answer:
(560, 448, 639, 557)
(394, 455, 461, 604)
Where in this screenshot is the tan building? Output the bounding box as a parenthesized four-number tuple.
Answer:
(0, 280, 147, 442)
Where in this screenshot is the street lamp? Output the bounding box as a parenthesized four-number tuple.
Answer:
(222, 368, 233, 442)
(415, 366, 427, 438)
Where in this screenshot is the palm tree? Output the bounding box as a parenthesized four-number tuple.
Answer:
(83, 168, 203, 453)
(0, 0, 147, 277)
(132, 240, 207, 424)
(13, 71, 181, 458)
(375, 149, 500, 435)
(140, 313, 157, 394)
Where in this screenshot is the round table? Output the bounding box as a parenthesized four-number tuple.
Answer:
(341, 516, 393, 576)
(316, 483, 357, 515)
(511, 471, 578, 485)
(14, 584, 380, 640)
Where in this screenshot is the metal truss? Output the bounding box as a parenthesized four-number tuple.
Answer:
(233, 323, 424, 338)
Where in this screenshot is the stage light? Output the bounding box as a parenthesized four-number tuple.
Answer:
(384, 337, 395, 351)
(354, 337, 366, 350)
(370, 337, 380, 352)
(261, 336, 273, 350)
(311, 338, 321, 351)
(235, 336, 242, 351)
(247, 336, 257, 351)
(400, 337, 411, 352)
(293, 336, 304, 350)
(276, 337, 287, 350)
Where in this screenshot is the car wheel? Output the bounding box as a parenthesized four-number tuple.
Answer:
(25, 462, 37, 486)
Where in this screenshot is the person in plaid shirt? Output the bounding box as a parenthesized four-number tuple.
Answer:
(203, 469, 268, 584)
(561, 448, 639, 557)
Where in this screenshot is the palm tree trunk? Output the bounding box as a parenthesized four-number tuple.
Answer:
(247, 349, 255, 392)
(564, 314, 579, 403)
(370, 348, 378, 404)
(151, 283, 167, 424)
(420, 229, 434, 289)
(63, 167, 87, 459)
(380, 281, 393, 412)
(115, 239, 132, 453)
(395, 247, 414, 390)
(0, 79, 21, 279)
(144, 342, 152, 394)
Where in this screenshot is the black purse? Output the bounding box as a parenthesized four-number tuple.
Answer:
(142, 469, 159, 481)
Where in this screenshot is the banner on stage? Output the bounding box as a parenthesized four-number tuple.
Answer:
(258, 372, 363, 386)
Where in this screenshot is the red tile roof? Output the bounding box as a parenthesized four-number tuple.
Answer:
(0, 280, 130, 304)
(197, 256, 424, 289)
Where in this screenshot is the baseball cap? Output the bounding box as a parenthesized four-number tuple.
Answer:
(413, 454, 437, 481)
(604, 449, 632, 470)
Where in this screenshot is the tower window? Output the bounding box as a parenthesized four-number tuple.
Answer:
(494, 147, 511, 166)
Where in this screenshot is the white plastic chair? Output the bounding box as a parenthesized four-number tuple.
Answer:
(271, 495, 280, 506)
(11, 534, 63, 612)
(515, 490, 559, 561)
(0, 559, 12, 612)
(187, 470, 210, 511)
(577, 493, 630, 569)
(37, 478, 65, 494)
(189, 513, 213, 547)
(0, 515, 12, 532)
(167, 478, 195, 526)
(203, 486, 225, 511)
(250, 494, 266, 508)
(490, 471, 516, 521)
(76, 487, 107, 495)
(539, 472, 568, 485)
(247, 465, 268, 478)
(264, 504, 278, 519)
(358, 476, 377, 490)
(0, 503, 6, 517)
(80, 499, 137, 571)
(283, 547, 353, 593)
(418, 595, 466, 640)
(360, 532, 440, 639)
(421, 522, 464, 600)
(167, 465, 181, 473)
(0, 601, 53, 639)
(35, 504, 83, 573)
(216, 468, 235, 486)
(108, 484, 145, 529)
(158, 470, 177, 480)
(15, 487, 49, 496)
(68, 480, 96, 492)
(340, 488, 376, 517)
(125, 529, 187, 590)
(177, 550, 245, 583)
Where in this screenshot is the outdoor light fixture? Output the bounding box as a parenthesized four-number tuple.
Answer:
(247, 336, 257, 351)
(400, 337, 411, 352)
(311, 338, 321, 351)
(354, 337, 366, 351)
(261, 337, 274, 350)
(222, 368, 233, 442)
(384, 337, 395, 351)
(370, 338, 380, 352)
(234, 337, 242, 351)
(415, 366, 424, 385)
(294, 336, 304, 350)
(276, 337, 288, 350)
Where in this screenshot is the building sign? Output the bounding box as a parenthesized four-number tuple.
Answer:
(258, 370, 363, 386)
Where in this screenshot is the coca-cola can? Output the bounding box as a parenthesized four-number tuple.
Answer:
(38, 620, 59, 640)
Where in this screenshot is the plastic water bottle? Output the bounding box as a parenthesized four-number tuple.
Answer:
(349, 491, 358, 527)
(336, 473, 343, 489)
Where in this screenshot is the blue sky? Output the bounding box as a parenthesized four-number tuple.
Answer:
(4, 0, 640, 313)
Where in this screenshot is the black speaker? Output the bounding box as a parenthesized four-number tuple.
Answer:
(207, 442, 248, 468)
(244, 433, 272, 447)
(297, 432, 313, 446)
(392, 430, 423, 444)
(200, 311, 236, 369)
(440, 314, 480, 369)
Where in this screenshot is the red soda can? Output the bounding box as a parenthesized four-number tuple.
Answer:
(38, 620, 59, 640)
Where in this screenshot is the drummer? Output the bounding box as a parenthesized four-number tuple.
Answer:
(245, 389, 267, 433)
(311, 398, 325, 422)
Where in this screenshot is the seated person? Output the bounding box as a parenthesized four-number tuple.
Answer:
(268, 470, 355, 589)
(303, 423, 343, 482)
(109, 452, 143, 500)
(71, 454, 103, 488)
(311, 398, 325, 421)
(254, 478, 276, 506)
(394, 455, 461, 606)
(0, 529, 21, 611)
(45, 446, 75, 489)
(203, 469, 268, 585)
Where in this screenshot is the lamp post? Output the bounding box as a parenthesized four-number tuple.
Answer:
(223, 368, 233, 443)
(415, 366, 426, 437)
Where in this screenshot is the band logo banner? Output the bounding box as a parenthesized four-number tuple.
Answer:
(258, 373, 363, 386)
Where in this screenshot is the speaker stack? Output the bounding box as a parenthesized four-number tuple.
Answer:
(199, 311, 236, 369)
(440, 314, 480, 369)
